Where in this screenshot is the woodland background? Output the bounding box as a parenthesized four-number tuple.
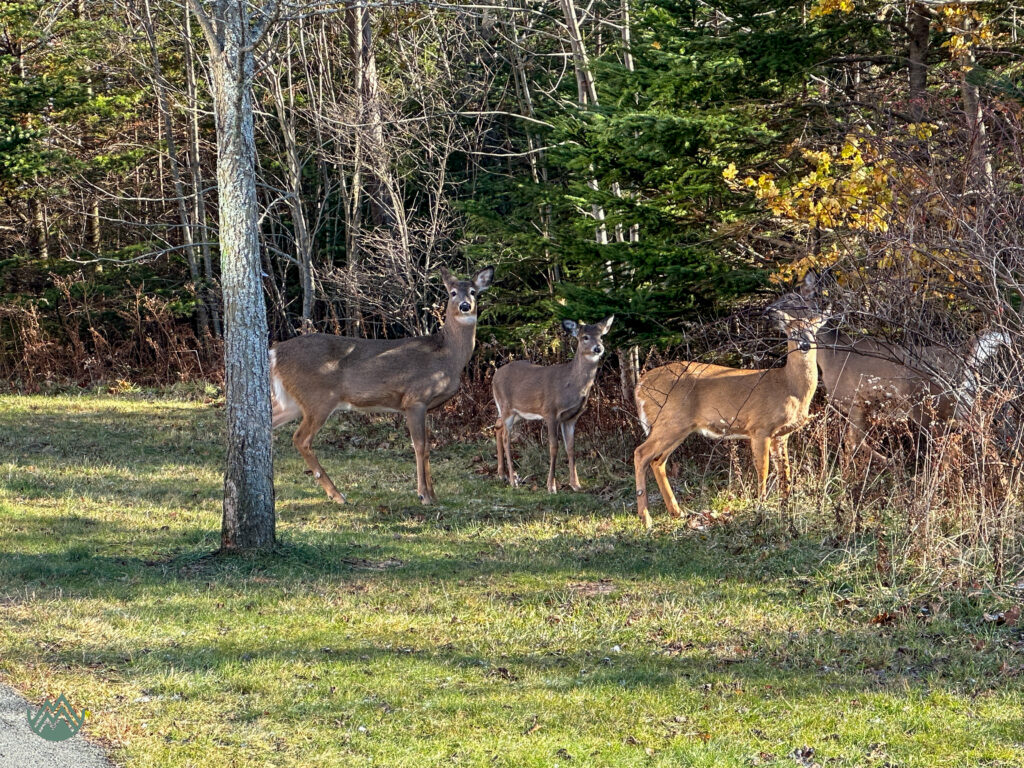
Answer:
(3, 0, 1023, 390)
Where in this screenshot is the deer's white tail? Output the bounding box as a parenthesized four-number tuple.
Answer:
(953, 330, 1011, 418)
(269, 348, 300, 426)
(636, 394, 651, 436)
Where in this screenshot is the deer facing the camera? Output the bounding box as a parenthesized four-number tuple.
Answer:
(270, 266, 494, 505)
(633, 310, 826, 528)
(493, 316, 614, 493)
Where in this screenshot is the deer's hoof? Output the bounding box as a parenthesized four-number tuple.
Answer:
(328, 491, 346, 504)
(639, 511, 653, 529)
(686, 515, 707, 531)
(569, 482, 582, 492)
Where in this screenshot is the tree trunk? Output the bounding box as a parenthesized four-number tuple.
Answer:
(269, 36, 315, 327)
(184, 10, 221, 337)
(346, 1, 410, 257)
(907, 2, 929, 122)
(959, 28, 994, 193)
(141, 0, 210, 341)
(558, 0, 607, 243)
(189, 0, 277, 551)
(28, 196, 47, 260)
(87, 197, 101, 254)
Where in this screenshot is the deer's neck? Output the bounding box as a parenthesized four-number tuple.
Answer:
(784, 341, 818, 406)
(439, 306, 478, 369)
(569, 350, 601, 387)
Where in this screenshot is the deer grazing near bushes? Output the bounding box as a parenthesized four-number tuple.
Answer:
(270, 266, 494, 505)
(493, 316, 614, 493)
(633, 310, 827, 528)
(798, 273, 1010, 459)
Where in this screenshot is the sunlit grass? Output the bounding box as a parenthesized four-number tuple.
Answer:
(1, 392, 1022, 767)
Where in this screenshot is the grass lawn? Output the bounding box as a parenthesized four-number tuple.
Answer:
(1, 391, 1022, 767)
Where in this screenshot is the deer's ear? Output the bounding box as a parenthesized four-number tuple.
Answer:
(600, 315, 615, 334)
(473, 266, 494, 291)
(440, 267, 456, 292)
(562, 319, 579, 337)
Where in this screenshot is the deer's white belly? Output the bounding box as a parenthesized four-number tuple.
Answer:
(513, 410, 544, 421)
(334, 402, 401, 415)
(697, 426, 746, 441)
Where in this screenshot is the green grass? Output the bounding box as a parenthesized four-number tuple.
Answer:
(1, 392, 1022, 767)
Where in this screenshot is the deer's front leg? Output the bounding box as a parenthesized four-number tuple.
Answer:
(750, 436, 772, 500)
(776, 434, 792, 501)
(561, 419, 581, 491)
(545, 417, 559, 493)
(405, 403, 435, 505)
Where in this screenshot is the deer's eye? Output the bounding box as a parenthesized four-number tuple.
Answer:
(450, 291, 457, 297)
(583, 336, 590, 341)
(469, 288, 476, 296)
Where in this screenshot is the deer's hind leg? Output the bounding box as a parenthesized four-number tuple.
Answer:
(497, 414, 518, 487)
(634, 426, 690, 528)
(651, 449, 684, 519)
(292, 405, 346, 504)
(495, 419, 508, 481)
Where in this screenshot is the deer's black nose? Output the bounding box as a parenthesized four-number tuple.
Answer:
(459, 301, 472, 313)
(798, 340, 811, 352)
(594, 345, 603, 355)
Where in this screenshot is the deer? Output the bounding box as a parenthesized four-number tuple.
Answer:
(797, 272, 1011, 459)
(633, 310, 827, 528)
(269, 266, 494, 506)
(492, 316, 614, 493)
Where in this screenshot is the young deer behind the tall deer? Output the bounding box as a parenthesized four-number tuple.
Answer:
(493, 316, 614, 493)
(270, 266, 494, 505)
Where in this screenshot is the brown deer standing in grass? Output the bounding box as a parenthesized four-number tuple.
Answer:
(270, 266, 494, 505)
(798, 273, 1011, 459)
(493, 316, 614, 493)
(633, 310, 827, 528)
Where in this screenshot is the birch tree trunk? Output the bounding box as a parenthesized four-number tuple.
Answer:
(188, 0, 277, 551)
(616, 0, 639, 401)
(346, 0, 410, 257)
(268, 35, 316, 326)
(557, 0, 607, 243)
(184, 9, 222, 337)
(958, 21, 994, 193)
(140, 0, 211, 340)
